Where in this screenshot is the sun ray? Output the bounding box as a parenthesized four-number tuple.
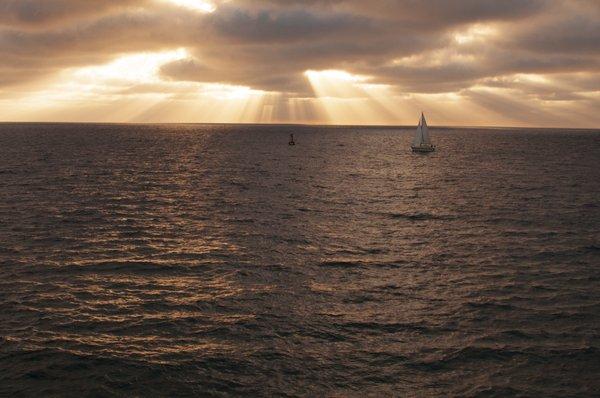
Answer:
(305, 69, 404, 124)
(2, 48, 273, 123)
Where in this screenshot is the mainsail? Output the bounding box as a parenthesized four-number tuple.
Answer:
(413, 113, 431, 146)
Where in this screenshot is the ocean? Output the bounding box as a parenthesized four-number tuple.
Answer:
(1, 123, 599, 397)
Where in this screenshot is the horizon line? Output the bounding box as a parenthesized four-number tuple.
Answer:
(0, 121, 598, 131)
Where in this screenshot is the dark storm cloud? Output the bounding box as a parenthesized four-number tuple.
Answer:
(0, 0, 146, 28)
(510, 15, 600, 55)
(210, 7, 376, 43)
(233, 0, 548, 25)
(159, 57, 312, 93)
(0, 0, 598, 101)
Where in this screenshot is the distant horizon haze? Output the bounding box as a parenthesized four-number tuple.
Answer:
(0, 121, 598, 131)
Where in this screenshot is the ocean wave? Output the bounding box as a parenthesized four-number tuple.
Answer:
(338, 321, 431, 334)
(317, 260, 366, 268)
(413, 346, 528, 371)
(317, 259, 408, 269)
(465, 301, 519, 311)
(69, 260, 190, 274)
(533, 245, 600, 259)
(385, 212, 455, 221)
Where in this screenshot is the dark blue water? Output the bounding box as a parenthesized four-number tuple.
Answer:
(1, 123, 599, 397)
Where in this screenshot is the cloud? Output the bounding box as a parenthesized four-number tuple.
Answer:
(0, 0, 598, 126)
(0, 0, 147, 28)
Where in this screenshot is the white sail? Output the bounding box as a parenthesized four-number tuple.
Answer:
(420, 113, 431, 145)
(412, 113, 429, 146)
(411, 112, 434, 152)
(412, 122, 420, 146)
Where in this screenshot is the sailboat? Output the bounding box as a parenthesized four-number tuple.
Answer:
(289, 133, 296, 146)
(411, 112, 435, 153)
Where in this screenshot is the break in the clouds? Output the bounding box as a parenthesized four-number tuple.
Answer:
(0, 0, 599, 127)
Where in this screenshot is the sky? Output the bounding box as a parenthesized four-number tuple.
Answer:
(0, 0, 599, 127)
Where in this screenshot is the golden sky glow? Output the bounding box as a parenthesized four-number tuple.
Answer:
(156, 0, 216, 13)
(0, 0, 598, 127)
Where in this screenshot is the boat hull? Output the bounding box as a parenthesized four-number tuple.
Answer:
(411, 145, 435, 153)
